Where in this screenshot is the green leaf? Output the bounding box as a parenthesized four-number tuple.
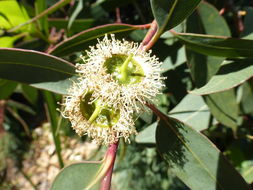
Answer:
(204, 90, 239, 129)
(186, 1, 230, 86)
(135, 122, 157, 144)
(184, 2, 239, 130)
(190, 59, 253, 95)
(7, 100, 36, 115)
(0, 0, 34, 32)
(51, 162, 101, 190)
(21, 84, 38, 105)
(67, 0, 83, 30)
(0, 36, 22, 48)
(0, 79, 17, 100)
(156, 113, 250, 190)
(49, 23, 144, 56)
(240, 79, 253, 115)
(44, 91, 64, 168)
(169, 94, 210, 131)
(48, 18, 94, 34)
(35, 0, 49, 35)
(241, 160, 253, 184)
(175, 32, 253, 58)
(150, 0, 201, 32)
(0, 48, 76, 95)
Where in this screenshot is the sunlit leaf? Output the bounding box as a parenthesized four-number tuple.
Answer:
(156, 112, 250, 190)
(49, 23, 146, 56)
(51, 162, 101, 190)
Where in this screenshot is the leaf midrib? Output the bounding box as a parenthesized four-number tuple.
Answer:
(0, 61, 77, 76)
(161, 117, 225, 190)
(52, 27, 138, 54)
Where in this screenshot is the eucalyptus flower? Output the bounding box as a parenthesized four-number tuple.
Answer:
(61, 77, 136, 145)
(61, 34, 164, 145)
(77, 34, 164, 113)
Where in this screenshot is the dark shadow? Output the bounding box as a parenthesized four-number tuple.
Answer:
(216, 153, 251, 190)
(216, 59, 253, 76)
(156, 115, 188, 169)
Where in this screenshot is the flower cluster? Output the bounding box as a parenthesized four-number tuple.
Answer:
(61, 34, 164, 145)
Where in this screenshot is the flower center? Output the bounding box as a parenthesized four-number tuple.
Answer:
(103, 54, 144, 85)
(80, 92, 120, 128)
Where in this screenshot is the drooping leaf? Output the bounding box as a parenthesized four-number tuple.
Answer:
(155, 112, 250, 190)
(67, 0, 83, 29)
(186, 1, 230, 86)
(49, 24, 145, 56)
(0, 48, 76, 95)
(174, 32, 253, 58)
(21, 84, 38, 105)
(51, 162, 101, 190)
(240, 79, 253, 115)
(0, 79, 17, 100)
(184, 2, 239, 130)
(190, 59, 253, 95)
(169, 94, 210, 131)
(150, 0, 201, 32)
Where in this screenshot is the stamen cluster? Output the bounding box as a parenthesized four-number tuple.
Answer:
(61, 34, 164, 145)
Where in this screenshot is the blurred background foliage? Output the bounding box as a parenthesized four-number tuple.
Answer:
(1, 0, 253, 189)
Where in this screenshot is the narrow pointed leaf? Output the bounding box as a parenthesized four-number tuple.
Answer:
(49, 23, 145, 56)
(0, 48, 76, 95)
(174, 32, 253, 58)
(150, 0, 201, 32)
(190, 59, 253, 95)
(155, 112, 250, 190)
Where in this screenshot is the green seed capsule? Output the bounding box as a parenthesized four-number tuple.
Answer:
(103, 54, 144, 85)
(80, 91, 120, 128)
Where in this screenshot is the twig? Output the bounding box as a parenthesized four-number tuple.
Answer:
(140, 20, 158, 51)
(99, 142, 119, 190)
(115, 8, 122, 23)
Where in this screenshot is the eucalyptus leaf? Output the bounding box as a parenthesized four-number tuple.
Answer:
(150, 0, 201, 32)
(51, 162, 101, 190)
(0, 48, 76, 95)
(204, 90, 239, 130)
(0, 79, 17, 100)
(49, 24, 144, 56)
(175, 32, 253, 58)
(169, 94, 210, 131)
(186, 1, 230, 86)
(156, 113, 250, 190)
(135, 122, 157, 144)
(190, 59, 253, 95)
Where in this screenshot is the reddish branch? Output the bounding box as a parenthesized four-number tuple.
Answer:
(115, 8, 122, 23)
(100, 142, 119, 190)
(100, 19, 159, 190)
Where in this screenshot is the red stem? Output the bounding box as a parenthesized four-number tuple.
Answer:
(140, 20, 158, 51)
(100, 141, 119, 190)
(99, 19, 158, 190)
